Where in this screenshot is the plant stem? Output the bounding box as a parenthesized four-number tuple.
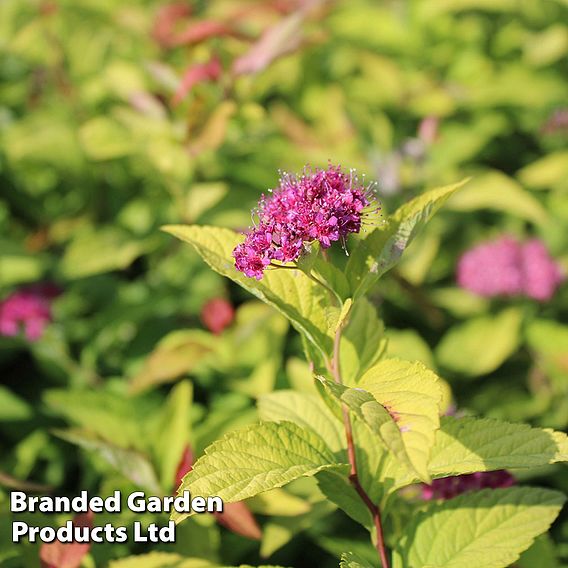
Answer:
(330, 320, 391, 568)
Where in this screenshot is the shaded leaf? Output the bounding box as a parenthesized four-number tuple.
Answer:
(55, 429, 161, 493)
(340, 551, 375, 568)
(40, 512, 93, 568)
(152, 381, 193, 491)
(130, 330, 216, 394)
(340, 298, 387, 384)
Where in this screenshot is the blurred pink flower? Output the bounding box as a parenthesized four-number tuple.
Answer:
(0, 284, 59, 341)
(422, 471, 515, 501)
(540, 108, 568, 136)
(201, 298, 235, 335)
(418, 116, 439, 144)
(457, 236, 564, 301)
(520, 239, 565, 301)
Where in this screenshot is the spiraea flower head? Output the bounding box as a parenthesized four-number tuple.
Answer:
(457, 235, 564, 302)
(233, 163, 378, 279)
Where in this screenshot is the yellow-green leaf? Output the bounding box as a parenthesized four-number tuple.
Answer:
(359, 359, 442, 483)
(163, 225, 332, 357)
(400, 487, 566, 568)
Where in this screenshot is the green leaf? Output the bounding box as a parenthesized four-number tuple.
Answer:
(79, 117, 133, 160)
(317, 537, 377, 566)
(172, 421, 346, 524)
(151, 381, 192, 492)
(435, 308, 522, 377)
(517, 151, 568, 190)
(318, 419, 398, 529)
(260, 499, 336, 558)
(60, 226, 148, 279)
(258, 390, 345, 453)
(340, 298, 387, 384)
(517, 535, 559, 568)
(359, 359, 442, 483)
(184, 182, 228, 223)
(447, 170, 548, 225)
(399, 487, 566, 568)
(385, 329, 435, 370)
(0, 386, 32, 421)
(347, 180, 468, 296)
(391, 416, 568, 489)
(163, 225, 332, 357)
(129, 330, 217, 394)
(428, 416, 568, 478)
(429, 287, 490, 318)
(525, 319, 568, 380)
(44, 389, 147, 452)
(286, 357, 318, 394)
(340, 551, 375, 568)
(397, 230, 440, 286)
(247, 488, 311, 517)
(0, 241, 45, 287)
(317, 377, 428, 482)
(108, 553, 215, 568)
(54, 429, 161, 493)
(317, 469, 372, 530)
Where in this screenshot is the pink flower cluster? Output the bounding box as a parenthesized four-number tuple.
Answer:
(0, 284, 59, 341)
(422, 470, 515, 501)
(233, 164, 375, 279)
(457, 236, 564, 301)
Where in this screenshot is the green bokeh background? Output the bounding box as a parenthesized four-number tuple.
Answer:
(1, 0, 567, 566)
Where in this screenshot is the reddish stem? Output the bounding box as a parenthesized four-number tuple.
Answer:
(331, 318, 391, 568)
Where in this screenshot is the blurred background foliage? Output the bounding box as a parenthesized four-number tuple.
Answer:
(0, 0, 567, 566)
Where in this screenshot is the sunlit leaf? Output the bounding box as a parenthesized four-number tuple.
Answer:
(399, 487, 565, 568)
(172, 421, 346, 524)
(347, 180, 468, 296)
(163, 225, 333, 357)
